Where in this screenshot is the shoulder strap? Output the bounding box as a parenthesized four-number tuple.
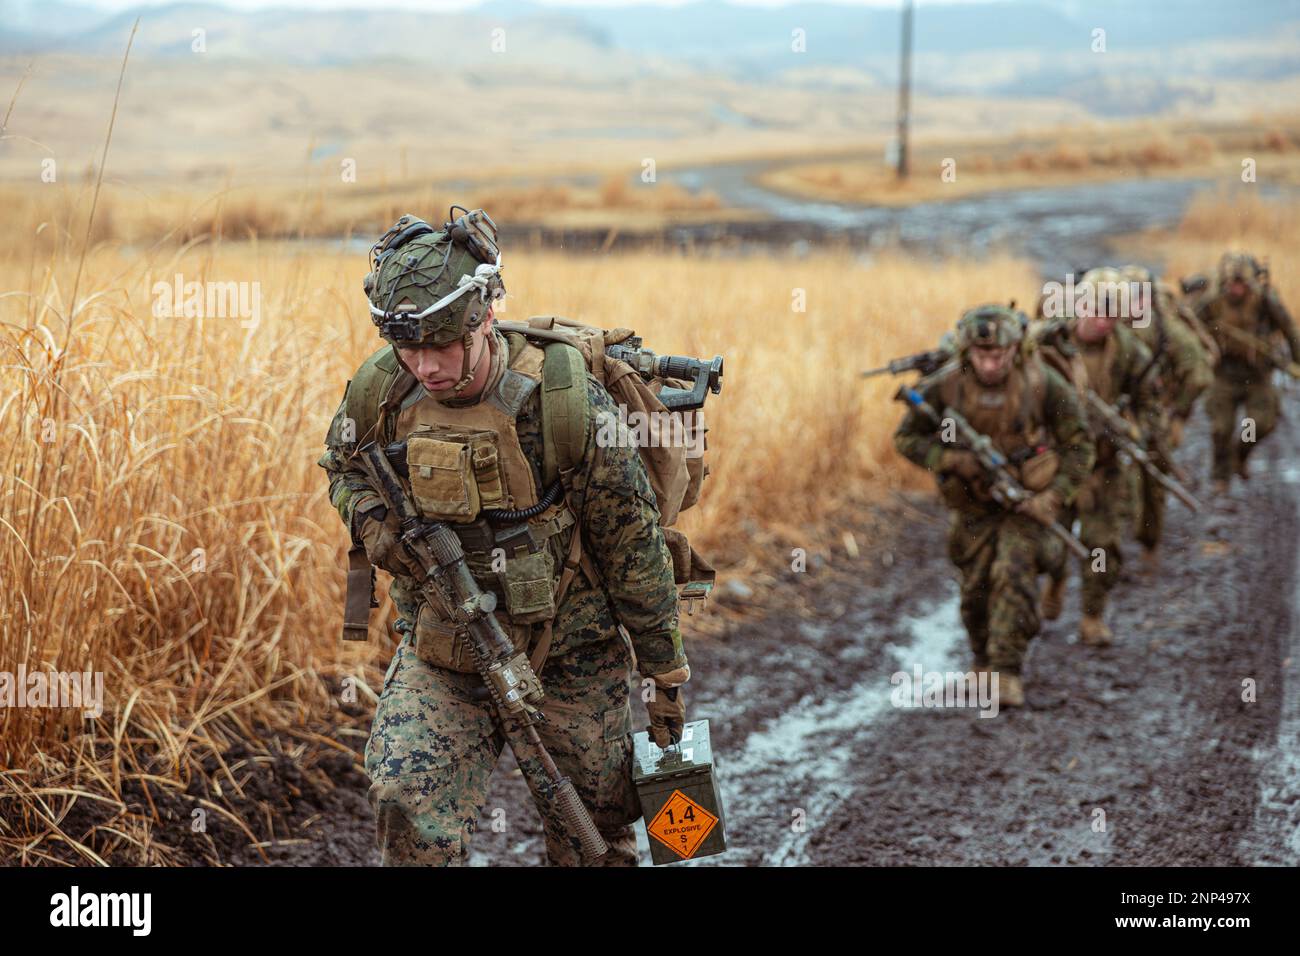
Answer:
(1020, 355, 1047, 432)
(540, 341, 592, 487)
(1134, 310, 1167, 390)
(341, 345, 417, 452)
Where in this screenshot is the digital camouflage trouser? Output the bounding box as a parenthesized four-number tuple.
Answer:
(1057, 462, 1127, 617)
(364, 631, 641, 866)
(948, 509, 1063, 674)
(1205, 363, 1281, 481)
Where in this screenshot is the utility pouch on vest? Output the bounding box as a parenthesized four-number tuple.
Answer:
(414, 607, 473, 672)
(406, 427, 507, 521)
(413, 606, 532, 674)
(497, 546, 557, 624)
(407, 431, 479, 521)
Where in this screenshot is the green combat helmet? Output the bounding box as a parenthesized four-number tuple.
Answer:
(1217, 251, 1266, 294)
(364, 206, 506, 394)
(955, 303, 1026, 352)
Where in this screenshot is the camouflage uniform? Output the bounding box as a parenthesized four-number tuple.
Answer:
(1194, 254, 1300, 483)
(894, 315, 1094, 675)
(320, 213, 685, 866)
(1121, 271, 1213, 552)
(1038, 320, 1159, 620)
(321, 337, 684, 866)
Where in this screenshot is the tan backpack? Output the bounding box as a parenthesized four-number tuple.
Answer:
(495, 316, 716, 609)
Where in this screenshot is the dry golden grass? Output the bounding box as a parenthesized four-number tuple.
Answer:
(2, 188, 1294, 863)
(0, 172, 727, 254)
(1137, 190, 1300, 299)
(758, 121, 1300, 207)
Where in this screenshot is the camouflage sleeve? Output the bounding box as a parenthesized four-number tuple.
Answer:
(1042, 368, 1095, 503)
(1163, 316, 1213, 419)
(317, 388, 383, 540)
(892, 380, 949, 472)
(575, 377, 685, 677)
(1124, 335, 1163, 438)
(1264, 289, 1300, 363)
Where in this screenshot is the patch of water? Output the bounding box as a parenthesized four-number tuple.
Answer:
(684, 588, 965, 866)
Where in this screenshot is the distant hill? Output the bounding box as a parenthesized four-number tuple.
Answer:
(3, 0, 1299, 95)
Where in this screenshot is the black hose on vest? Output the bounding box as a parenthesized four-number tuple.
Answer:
(481, 478, 564, 523)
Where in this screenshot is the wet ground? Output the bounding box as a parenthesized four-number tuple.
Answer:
(488, 161, 1298, 278)
(249, 388, 1299, 867)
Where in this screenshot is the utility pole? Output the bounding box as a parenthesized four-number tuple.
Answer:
(896, 0, 913, 180)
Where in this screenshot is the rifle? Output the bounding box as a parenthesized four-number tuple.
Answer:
(356, 441, 608, 862)
(1083, 390, 1201, 512)
(1214, 324, 1300, 379)
(895, 385, 1090, 560)
(604, 340, 724, 411)
(863, 348, 954, 379)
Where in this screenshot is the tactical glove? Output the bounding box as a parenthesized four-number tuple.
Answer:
(939, 448, 983, 482)
(644, 664, 690, 748)
(357, 501, 421, 578)
(1017, 488, 1062, 527)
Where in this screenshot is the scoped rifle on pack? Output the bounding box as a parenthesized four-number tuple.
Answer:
(355, 441, 609, 863)
(1083, 390, 1202, 512)
(894, 385, 1090, 559)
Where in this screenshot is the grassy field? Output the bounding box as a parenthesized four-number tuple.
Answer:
(0, 189, 1295, 863)
(758, 118, 1300, 207)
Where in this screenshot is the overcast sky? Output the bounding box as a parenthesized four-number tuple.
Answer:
(70, 0, 1005, 11)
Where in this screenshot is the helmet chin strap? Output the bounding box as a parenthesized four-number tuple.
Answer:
(450, 328, 478, 394)
(448, 296, 487, 395)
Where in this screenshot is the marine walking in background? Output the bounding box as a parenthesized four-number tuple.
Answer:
(1187, 252, 1300, 494)
(893, 305, 1095, 706)
(1115, 264, 1213, 571)
(1032, 269, 1160, 648)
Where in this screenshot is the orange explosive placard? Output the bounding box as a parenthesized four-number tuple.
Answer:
(645, 789, 719, 860)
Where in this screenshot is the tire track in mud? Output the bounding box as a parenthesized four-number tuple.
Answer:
(688, 595, 967, 867)
(800, 398, 1300, 867)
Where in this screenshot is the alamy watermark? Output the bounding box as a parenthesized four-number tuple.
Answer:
(1040, 275, 1153, 327)
(0, 666, 105, 719)
(891, 665, 1001, 718)
(595, 406, 706, 458)
(151, 273, 261, 329)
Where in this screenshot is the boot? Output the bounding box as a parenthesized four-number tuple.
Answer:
(1139, 546, 1161, 576)
(1080, 614, 1114, 647)
(996, 672, 1025, 708)
(1235, 457, 1250, 481)
(1041, 576, 1066, 621)
(1212, 479, 1230, 496)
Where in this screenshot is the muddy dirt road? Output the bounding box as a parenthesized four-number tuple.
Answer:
(452, 391, 1300, 867)
(244, 390, 1300, 867)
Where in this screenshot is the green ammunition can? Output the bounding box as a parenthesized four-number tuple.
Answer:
(632, 719, 727, 865)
